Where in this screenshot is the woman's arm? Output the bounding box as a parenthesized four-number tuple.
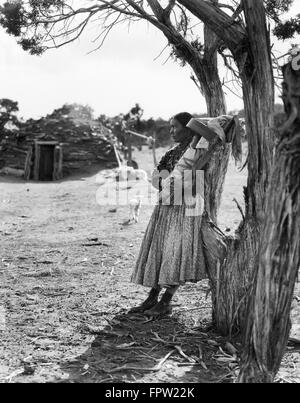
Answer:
(151, 168, 170, 190)
(193, 137, 222, 171)
(151, 168, 161, 190)
(158, 147, 207, 204)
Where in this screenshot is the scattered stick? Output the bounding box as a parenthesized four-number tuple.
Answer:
(178, 306, 211, 312)
(5, 369, 24, 382)
(225, 342, 238, 355)
(198, 344, 203, 360)
(215, 372, 236, 383)
(81, 242, 110, 247)
(177, 362, 202, 367)
(105, 350, 175, 374)
(218, 346, 234, 358)
(275, 376, 293, 384)
(99, 377, 114, 383)
(151, 332, 165, 342)
(150, 332, 177, 346)
(142, 317, 155, 324)
(174, 345, 196, 363)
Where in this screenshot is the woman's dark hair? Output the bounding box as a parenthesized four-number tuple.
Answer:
(173, 112, 193, 127)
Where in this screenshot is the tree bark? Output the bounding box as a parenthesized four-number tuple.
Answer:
(237, 60, 300, 383)
(191, 0, 276, 336)
(200, 2, 230, 225)
(214, 0, 275, 335)
(179, 0, 276, 334)
(147, 0, 230, 223)
(238, 0, 275, 219)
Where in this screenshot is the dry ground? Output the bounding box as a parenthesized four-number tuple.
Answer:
(0, 145, 299, 383)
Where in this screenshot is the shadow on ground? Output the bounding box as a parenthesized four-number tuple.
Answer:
(59, 308, 239, 384)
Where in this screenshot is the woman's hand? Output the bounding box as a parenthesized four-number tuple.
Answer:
(190, 134, 202, 149)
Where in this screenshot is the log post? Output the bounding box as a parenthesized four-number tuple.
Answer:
(127, 133, 132, 166)
(151, 135, 157, 168)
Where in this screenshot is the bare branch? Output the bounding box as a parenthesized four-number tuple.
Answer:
(153, 44, 169, 61)
(46, 13, 92, 50)
(220, 50, 240, 80)
(36, 4, 108, 24)
(190, 74, 203, 94)
(147, 0, 164, 18)
(88, 12, 123, 54)
(96, 0, 147, 20)
(217, 3, 236, 13)
(223, 83, 243, 99)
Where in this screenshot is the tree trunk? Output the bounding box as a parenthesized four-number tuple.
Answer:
(188, 60, 230, 224)
(201, 2, 230, 225)
(191, 1, 230, 225)
(207, 0, 275, 334)
(237, 60, 300, 383)
(147, 0, 230, 224)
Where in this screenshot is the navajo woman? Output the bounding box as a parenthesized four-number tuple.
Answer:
(130, 112, 213, 316)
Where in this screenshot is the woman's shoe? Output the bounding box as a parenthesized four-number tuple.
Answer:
(129, 290, 159, 313)
(144, 300, 172, 317)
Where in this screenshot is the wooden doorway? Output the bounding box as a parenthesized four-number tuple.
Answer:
(39, 145, 55, 180)
(33, 141, 63, 181)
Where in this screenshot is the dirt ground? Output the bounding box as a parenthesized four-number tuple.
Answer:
(0, 146, 299, 383)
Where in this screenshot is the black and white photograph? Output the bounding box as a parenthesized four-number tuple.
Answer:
(0, 0, 299, 385)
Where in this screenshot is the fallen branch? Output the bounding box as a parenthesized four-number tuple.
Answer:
(99, 377, 114, 383)
(105, 349, 175, 373)
(174, 345, 196, 363)
(177, 362, 203, 367)
(5, 369, 24, 382)
(81, 242, 110, 247)
(178, 306, 211, 311)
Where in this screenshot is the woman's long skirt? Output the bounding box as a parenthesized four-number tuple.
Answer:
(131, 203, 207, 288)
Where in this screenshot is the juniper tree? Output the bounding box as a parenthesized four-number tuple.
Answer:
(1, 0, 299, 382)
(0, 98, 20, 141)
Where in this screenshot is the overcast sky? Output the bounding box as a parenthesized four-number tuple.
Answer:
(1, 2, 298, 121)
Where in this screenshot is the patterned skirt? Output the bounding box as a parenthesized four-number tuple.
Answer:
(131, 203, 207, 288)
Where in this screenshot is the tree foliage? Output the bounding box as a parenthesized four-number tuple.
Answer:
(51, 103, 94, 122)
(263, 0, 300, 40)
(0, 1, 294, 55)
(0, 98, 20, 141)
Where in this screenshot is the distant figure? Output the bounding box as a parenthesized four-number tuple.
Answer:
(123, 103, 144, 130)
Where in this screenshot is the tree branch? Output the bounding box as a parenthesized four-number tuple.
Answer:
(147, 0, 164, 18)
(164, 0, 176, 19)
(177, 0, 246, 56)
